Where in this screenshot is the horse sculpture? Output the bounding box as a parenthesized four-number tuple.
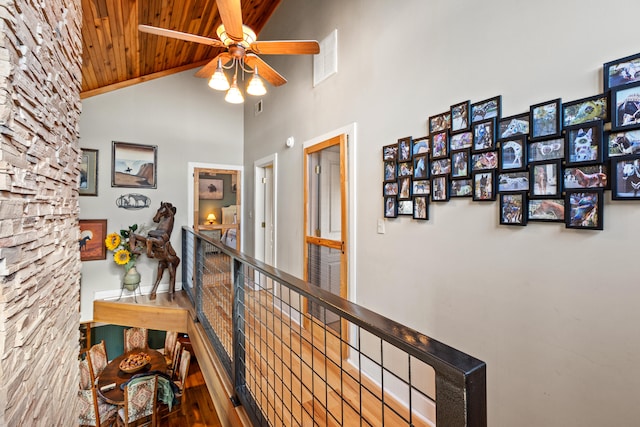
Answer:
(130, 201, 180, 300)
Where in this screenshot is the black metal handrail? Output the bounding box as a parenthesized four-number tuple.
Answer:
(182, 226, 486, 427)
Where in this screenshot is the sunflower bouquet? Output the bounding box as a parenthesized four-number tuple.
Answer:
(104, 224, 139, 272)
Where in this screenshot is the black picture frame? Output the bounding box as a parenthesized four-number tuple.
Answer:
(431, 176, 449, 202)
(79, 148, 98, 196)
(471, 151, 499, 171)
(413, 196, 429, 220)
(528, 199, 565, 222)
(413, 154, 429, 179)
(529, 160, 562, 199)
(472, 170, 496, 201)
(604, 52, 640, 91)
(528, 137, 565, 163)
(412, 179, 430, 195)
(611, 81, 640, 131)
(383, 143, 398, 161)
(111, 141, 157, 189)
(383, 161, 397, 183)
(499, 192, 527, 226)
(449, 131, 473, 151)
(451, 149, 470, 179)
(450, 100, 471, 132)
(498, 171, 529, 193)
(428, 111, 451, 134)
(472, 118, 496, 152)
(563, 164, 608, 190)
(431, 158, 451, 176)
(398, 200, 414, 216)
(398, 176, 412, 200)
(383, 182, 398, 196)
(529, 99, 562, 141)
(412, 136, 429, 156)
(611, 155, 640, 200)
(498, 113, 530, 139)
(499, 135, 527, 172)
(430, 130, 449, 159)
(398, 161, 413, 177)
(397, 136, 413, 162)
(384, 196, 398, 218)
(606, 129, 640, 158)
(471, 95, 501, 123)
(451, 178, 473, 197)
(564, 120, 603, 166)
(565, 189, 604, 230)
(562, 94, 609, 127)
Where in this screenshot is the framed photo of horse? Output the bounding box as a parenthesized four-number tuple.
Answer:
(398, 200, 414, 215)
(499, 192, 527, 226)
(450, 178, 473, 197)
(413, 154, 429, 179)
(397, 136, 413, 162)
(431, 176, 449, 202)
(606, 129, 640, 158)
(471, 95, 501, 123)
(384, 196, 398, 218)
(564, 120, 603, 166)
(412, 136, 429, 156)
(430, 130, 449, 159)
(611, 81, 640, 131)
(528, 199, 565, 222)
(498, 112, 529, 139)
(562, 94, 608, 127)
(472, 170, 496, 201)
(428, 111, 451, 134)
(529, 160, 562, 199)
(498, 171, 529, 193)
(565, 189, 604, 230)
(412, 179, 430, 195)
(78, 219, 107, 261)
(382, 143, 398, 161)
(383, 182, 398, 196)
(472, 118, 497, 153)
(79, 148, 98, 196)
(413, 195, 429, 220)
(563, 165, 608, 190)
(451, 150, 470, 178)
(450, 100, 471, 132)
(398, 176, 412, 200)
(529, 98, 562, 141)
(528, 137, 565, 162)
(111, 142, 157, 189)
(499, 135, 527, 172)
(611, 155, 640, 200)
(604, 51, 640, 92)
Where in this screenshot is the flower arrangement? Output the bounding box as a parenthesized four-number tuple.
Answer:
(105, 224, 139, 272)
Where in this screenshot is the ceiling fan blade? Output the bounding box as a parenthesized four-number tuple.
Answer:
(217, 0, 244, 42)
(194, 53, 232, 79)
(138, 24, 225, 47)
(245, 54, 287, 87)
(250, 40, 320, 55)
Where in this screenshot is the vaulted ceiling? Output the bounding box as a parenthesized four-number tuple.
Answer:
(80, 0, 281, 98)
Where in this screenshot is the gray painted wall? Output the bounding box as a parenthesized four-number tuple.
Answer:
(243, 0, 640, 426)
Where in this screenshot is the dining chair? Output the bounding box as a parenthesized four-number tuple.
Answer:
(166, 340, 182, 378)
(159, 348, 191, 420)
(123, 327, 148, 353)
(158, 330, 178, 367)
(79, 359, 118, 427)
(87, 340, 108, 384)
(116, 375, 158, 427)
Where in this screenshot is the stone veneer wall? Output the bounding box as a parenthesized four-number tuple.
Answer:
(0, 0, 82, 425)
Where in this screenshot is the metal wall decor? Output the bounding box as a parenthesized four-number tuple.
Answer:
(116, 193, 151, 210)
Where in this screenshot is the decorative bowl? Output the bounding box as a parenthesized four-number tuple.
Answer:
(119, 352, 151, 373)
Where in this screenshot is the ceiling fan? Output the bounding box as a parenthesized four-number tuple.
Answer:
(138, 0, 320, 103)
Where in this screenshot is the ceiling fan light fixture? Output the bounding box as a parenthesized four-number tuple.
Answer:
(246, 66, 267, 96)
(216, 24, 256, 48)
(225, 74, 244, 104)
(208, 59, 231, 91)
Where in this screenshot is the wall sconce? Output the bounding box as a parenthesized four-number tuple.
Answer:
(206, 213, 217, 224)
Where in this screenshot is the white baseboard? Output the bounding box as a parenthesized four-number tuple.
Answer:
(94, 281, 183, 300)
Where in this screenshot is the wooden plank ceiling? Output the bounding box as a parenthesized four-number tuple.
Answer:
(80, 0, 280, 98)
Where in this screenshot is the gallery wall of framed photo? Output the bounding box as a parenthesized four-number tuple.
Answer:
(382, 51, 640, 231)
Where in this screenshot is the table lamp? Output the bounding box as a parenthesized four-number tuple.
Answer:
(206, 213, 216, 224)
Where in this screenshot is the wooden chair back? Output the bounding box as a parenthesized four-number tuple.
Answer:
(168, 340, 182, 378)
(117, 375, 158, 426)
(87, 340, 108, 384)
(79, 359, 117, 427)
(162, 331, 178, 365)
(123, 327, 148, 353)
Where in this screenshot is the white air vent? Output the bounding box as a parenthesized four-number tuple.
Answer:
(313, 29, 338, 87)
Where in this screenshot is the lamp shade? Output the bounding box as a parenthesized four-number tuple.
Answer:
(225, 75, 244, 104)
(206, 213, 216, 224)
(246, 65, 267, 96)
(208, 59, 230, 91)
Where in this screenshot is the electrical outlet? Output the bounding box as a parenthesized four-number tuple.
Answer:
(377, 218, 385, 234)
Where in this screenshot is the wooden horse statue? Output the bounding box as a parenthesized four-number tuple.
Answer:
(130, 201, 180, 300)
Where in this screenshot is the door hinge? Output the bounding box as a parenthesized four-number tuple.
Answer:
(261, 222, 266, 228)
(261, 177, 266, 184)
(341, 241, 345, 254)
(315, 164, 321, 175)
(315, 229, 320, 237)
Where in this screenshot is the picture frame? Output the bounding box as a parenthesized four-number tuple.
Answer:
(383, 161, 397, 183)
(472, 170, 496, 201)
(112, 141, 157, 189)
(384, 196, 398, 218)
(471, 151, 499, 171)
(611, 155, 640, 200)
(397, 136, 413, 162)
(451, 149, 470, 178)
(604, 52, 640, 91)
(79, 219, 107, 261)
(471, 95, 501, 123)
(413, 154, 429, 179)
(398, 176, 412, 200)
(449, 131, 473, 151)
(498, 171, 529, 192)
(431, 158, 451, 176)
(412, 179, 430, 195)
(565, 189, 603, 230)
(499, 192, 527, 226)
(528, 199, 565, 222)
(79, 148, 98, 196)
(428, 111, 451, 134)
(529, 160, 562, 198)
(383, 182, 398, 196)
(564, 120, 603, 166)
(412, 136, 429, 156)
(563, 164, 608, 189)
(198, 177, 224, 200)
(431, 176, 449, 202)
(398, 200, 414, 215)
(383, 143, 398, 161)
(413, 195, 429, 220)
(529, 98, 562, 141)
(606, 129, 640, 158)
(450, 100, 471, 132)
(562, 94, 609, 127)
(398, 161, 413, 177)
(499, 135, 527, 172)
(611, 81, 640, 131)
(528, 137, 565, 162)
(498, 112, 530, 139)
(451, 178, 473, 197)
(430, 131, 449, 159)
(472, 118, 496, 152)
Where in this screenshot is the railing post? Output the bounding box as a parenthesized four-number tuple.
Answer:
(231, 258, 245, 405)
(436, 364, 486, 427)
(194, 233, 204, 316)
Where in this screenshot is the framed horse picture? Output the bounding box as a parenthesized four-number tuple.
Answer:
(611, 81, 640, 131)
(529, 99, 562, 141)
(611, 155, 640, 200)
(499, 192, 527, 226)
(565, 189, 604, 230)
(528, 199, 565, 222)
(112, 141, 157, 189)
(564, 121, 603, 166)
(79, 219, 107, 261)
